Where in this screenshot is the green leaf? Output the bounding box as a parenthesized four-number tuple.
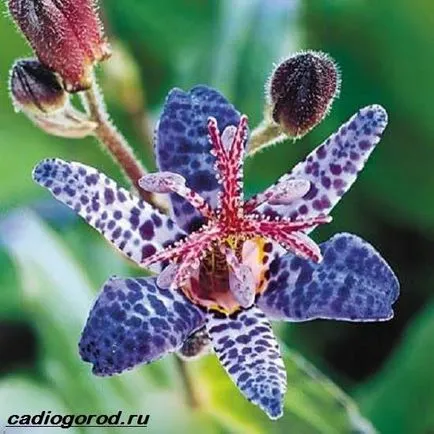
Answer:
(0, 377, 81, 434)
(357, 301, 434, 434)
(195, 345, 376, 434)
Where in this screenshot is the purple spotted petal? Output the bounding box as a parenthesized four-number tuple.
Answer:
(32, 159, 185, 271)
(206, 308, 287, 419)
(79, 276, 205, 375)
(257, 105, 388, 227)
(257, 233, 399, 322)
(155, 85, 241, 232)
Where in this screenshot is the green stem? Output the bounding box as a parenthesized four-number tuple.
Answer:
(175, 356, 200, 409)
(247, 120, 285, 156)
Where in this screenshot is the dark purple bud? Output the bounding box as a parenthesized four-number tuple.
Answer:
(10, 58, 67, 114)
(268, 51, 340, 137)
(9, 59, 97, 138)
(8, 0, 111, 92)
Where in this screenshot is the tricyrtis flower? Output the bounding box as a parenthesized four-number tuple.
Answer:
(33, 86, 399, 419)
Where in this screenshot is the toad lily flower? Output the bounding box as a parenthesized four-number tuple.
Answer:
(33, 86, 399, 419)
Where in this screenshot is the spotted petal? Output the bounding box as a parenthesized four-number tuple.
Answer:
(206, 308, 287, 419)
(79, 276, 205, 375)
(33, 159, 185, 271)
(257, 233, 399, 322)
(155, 85, 241, 232)
(256, 105, 388, 227)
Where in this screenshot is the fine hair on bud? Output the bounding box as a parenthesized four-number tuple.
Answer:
(267, 50, 341, 138)
(8, 0, 111, 92)
(9, 58, 67, 115)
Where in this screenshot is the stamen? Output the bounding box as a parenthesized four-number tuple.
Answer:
(251, 215, 332, 234)
(221, 125, 237, 152)
(245, 178, 311, 211)
(139, 172, 214, 219)
(270, 229, 323, 262)
(224, 248, 256, 308)
(267, 179, 311, 204)
(157, 263, 179, 289)
(244, 215, 331, 263)
(142, 224, 221, 281)
(139, 171, 186, 193)
(287, 231, 323, 263)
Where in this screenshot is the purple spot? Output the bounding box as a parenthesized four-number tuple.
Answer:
(329, 164, 342, 175)
(333, 179, 345, 189)
(264, 242, 273, 253)
(112, 227, 122, 239)
(64, 185, 75, 197)
(139, 220, 155, 240)
(91, 198, 100, 212)
(316, 146, 327, 159)
(321, 176, 331, 189)
(151, 214, 162, 227)
(117, 191, 127, 202)
(349, 121, 358, 131)
(299, 205, 308, 214)
(85, 174, 98, 186)
(344, 161, 357, 174)
(312, 200, 322, 211)
(320, 195, 331, 208)
(350, 151, 360, 161)
(104, 188, 115, 205)
(359, 140, 371, 150)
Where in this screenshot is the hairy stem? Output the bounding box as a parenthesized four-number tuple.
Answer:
(175, 356, 200, 409)
(247, 120, 285, 156)
(82, 79, 155, 204)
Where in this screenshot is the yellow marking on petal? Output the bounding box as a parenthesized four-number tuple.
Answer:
(242, 237, 269, 295)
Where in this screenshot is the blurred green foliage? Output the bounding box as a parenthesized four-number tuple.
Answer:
(1, 0, 434, 433)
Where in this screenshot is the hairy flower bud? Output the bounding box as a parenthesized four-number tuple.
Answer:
(10, 58, 67, 114)
(10, 59, 97, 138)
(8, 0, 111, 92)
(268, 51, 340, 137)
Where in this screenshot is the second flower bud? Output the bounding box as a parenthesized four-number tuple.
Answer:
(10, 59, 97, 138)
(267, 51, 340, 138)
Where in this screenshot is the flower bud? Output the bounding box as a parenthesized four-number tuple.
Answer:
(9, 59, 97, 139)
(10, 58, 67, 115)
(268, 51, 340, 137)
(8, 0, 111, 92)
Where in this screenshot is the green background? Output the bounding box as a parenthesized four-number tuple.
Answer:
(0, 0, 433, 433)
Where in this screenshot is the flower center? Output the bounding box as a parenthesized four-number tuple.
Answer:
(139, 115, 331, 313)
